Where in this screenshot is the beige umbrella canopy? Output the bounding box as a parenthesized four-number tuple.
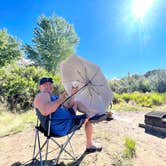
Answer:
(60, 54, 113, 117)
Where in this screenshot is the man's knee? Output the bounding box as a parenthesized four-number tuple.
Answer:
(74, 100, 83, 106)
(73, 101, 91, 117)
(73, 101, 84, 110)
(72, 101, 83, 112)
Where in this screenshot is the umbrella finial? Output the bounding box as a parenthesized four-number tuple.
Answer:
(88, 80, 92, 85)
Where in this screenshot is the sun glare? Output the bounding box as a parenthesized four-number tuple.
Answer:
(132, 0, 154, 20)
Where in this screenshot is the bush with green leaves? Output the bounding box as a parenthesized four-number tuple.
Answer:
(113, 92, 166, 107)
(0, 65, 63, 112)
(123, 137, 136, 159)
(0, 29, 22, 67)
(112, 93, 124, 104)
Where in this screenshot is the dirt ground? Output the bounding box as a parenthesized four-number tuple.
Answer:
(0, 111, 166, 166)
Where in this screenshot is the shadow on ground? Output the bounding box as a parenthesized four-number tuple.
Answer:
(11, 151, 87, 166)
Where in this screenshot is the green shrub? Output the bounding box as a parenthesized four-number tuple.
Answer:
(113, 92, 166, 107)
(0, 65, 63, 112)
(123, 137, 136, 159)
(121, 93, 131, 103)
(113, 93, 123, 104)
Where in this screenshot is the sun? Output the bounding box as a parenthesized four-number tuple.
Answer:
(132, 0, 154, 20)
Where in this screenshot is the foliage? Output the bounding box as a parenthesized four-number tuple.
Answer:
(123, 137, 136, 159)
(109, 70, 166, 93)
(0, 65, 63, 112)
(0, 29, 22, 67)
(24, 14, 79, 73)
(113, 92, 166, 107)
(112, 136, 136, 166)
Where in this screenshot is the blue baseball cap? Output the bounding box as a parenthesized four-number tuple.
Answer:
(39, 77, 53, 85)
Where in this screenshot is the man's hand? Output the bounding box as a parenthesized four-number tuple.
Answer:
(59, 91, 67, 103)
(71, 86, 78, 95)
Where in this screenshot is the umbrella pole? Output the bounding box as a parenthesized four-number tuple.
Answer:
(62, 83, 88, 105)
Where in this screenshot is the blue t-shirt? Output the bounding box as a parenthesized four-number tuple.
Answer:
(50, 96, 86, 136)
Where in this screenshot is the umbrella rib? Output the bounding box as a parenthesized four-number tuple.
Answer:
(84, 66, 89, 81)
(90, 67, 99, 82)
(92, 83, 104, 87)
(89, 93, 93, 106)
(91, 86, 108, 105)
(62, 80, 85, 84)
(77, 70, 86, 82)
(88, 86, 103, 107)
(76, 80, 85, 84)
(62, 80, 75, 83)
(88, 86, 93, 97)
(88, 87, 94, 106)
(90, 86, 101, 96)
(80, 60, 89, 82)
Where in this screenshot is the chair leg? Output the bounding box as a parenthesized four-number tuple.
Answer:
(64, 132, 76, 159)
(32, 128, 44, 166)
(32, 128, 38, 161)
(32, 129, 77, 165)
(45, 137, 49, 164)
(53, 132, 76, 164)
(23, 128, 48, 166)
(37, 130, 44, 166)
(68, 135, 76, 159)
(22, 131, 39, 166)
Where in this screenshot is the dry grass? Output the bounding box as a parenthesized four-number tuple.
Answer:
(0, 111, 166, 166)
(0, 109, 35, 137)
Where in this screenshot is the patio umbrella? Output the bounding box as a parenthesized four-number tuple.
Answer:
(60, 54, 113, 117)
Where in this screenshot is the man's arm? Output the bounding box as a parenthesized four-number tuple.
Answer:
(34, 92, 65, 116)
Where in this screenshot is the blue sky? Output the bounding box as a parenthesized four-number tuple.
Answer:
(0, 0, 166, 79)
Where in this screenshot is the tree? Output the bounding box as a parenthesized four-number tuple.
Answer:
(109, 69, 166, 93)
(24, 15, 79, 73)
(0, 29, 22, 67)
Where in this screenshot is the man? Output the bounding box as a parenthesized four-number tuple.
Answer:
(34, 77, 102, 153)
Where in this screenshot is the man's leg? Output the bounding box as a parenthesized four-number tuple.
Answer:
(84, 120, 102, 152)
(72, 101, 91, 117)
(73, 101, 102, 152)
(72, 101, 93, 147)
(73, 101, 93, 148)
(84, 120, 93, 148)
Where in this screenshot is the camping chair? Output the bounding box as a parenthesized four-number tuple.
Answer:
(31, 110, 86, 166)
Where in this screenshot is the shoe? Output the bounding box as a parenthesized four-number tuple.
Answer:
(85, 144, 102, 154)
(89, 114, 107, 123)
(106, 112, 114, 121)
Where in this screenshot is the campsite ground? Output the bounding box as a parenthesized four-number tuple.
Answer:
(0, 111, 166, 166)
